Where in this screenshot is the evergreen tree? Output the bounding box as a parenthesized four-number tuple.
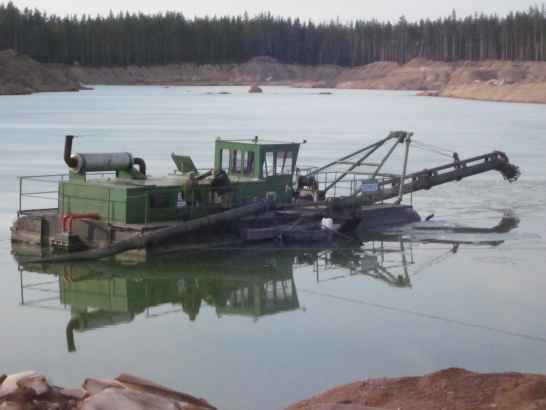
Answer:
(0, 2, 544, 66)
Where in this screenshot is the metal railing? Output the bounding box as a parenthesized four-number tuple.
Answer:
(299, 166, 392, 201)
(17, 174, 67, 215)
(16, 171, 259, 225)
(18, 268, 67, 312)
(17, 172, 116, 215)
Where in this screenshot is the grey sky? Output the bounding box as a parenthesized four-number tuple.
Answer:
(11, 0, 542, 22)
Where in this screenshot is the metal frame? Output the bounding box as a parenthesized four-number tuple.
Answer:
(299, 133, 518, 206)
(304, 131, 412, 196)
(17, 172, 117, 215)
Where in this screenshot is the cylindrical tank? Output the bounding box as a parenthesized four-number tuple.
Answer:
(70, 152, 134, 173)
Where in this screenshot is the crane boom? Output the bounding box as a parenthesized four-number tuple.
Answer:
(344, 150, 520, 206)
(296, 131, 520, 210)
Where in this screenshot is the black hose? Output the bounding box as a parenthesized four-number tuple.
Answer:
(64, 135, 78, 168)
(66, 316, 79, 352)
(29, 199, 274, 263)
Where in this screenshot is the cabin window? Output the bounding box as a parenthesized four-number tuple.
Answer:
(230, 150, 243, 173)
(276, 151, 293, 175)
(221, 149, 229, 170)
(263, 151, 275, 177)
(243, 151, 255, 175)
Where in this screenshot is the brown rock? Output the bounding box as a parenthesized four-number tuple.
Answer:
(82, 378, 124, 395)
(115, 373, 216, 410)
(0, 371, 215, 410)
(416, 90, 440, 97)
(248, 84, 263, 93)
(16, 373, 50, 396)
(80, 387, 182, 410)
(0, 401, 23, 410)
(60, 388, 88, 400)
(0, 371, 49, 399)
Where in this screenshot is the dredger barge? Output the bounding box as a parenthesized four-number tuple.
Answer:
(11, 131, 520, 262)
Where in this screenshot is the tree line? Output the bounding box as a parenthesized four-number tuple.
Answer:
(0, 2, 544, 66)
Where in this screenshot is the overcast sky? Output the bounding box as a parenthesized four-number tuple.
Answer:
(10, 0, 542, 22)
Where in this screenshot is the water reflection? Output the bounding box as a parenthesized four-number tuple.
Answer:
(16, 249, 300, 351)
(13, 215, 518, 353)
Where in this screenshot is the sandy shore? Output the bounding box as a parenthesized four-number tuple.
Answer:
(2, 50, 546, 104)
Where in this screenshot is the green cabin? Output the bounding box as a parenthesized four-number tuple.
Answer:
(59, 138, 300, 225)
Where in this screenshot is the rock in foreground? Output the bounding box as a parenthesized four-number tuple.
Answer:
(0, 49, 81, 95)
(0, 370, 216, 410)
(286, 368, 546, 410)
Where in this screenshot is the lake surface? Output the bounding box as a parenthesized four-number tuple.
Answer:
(0, 86, 545, 410)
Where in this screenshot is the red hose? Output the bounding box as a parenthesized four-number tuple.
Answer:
(62, 213, 99, 232)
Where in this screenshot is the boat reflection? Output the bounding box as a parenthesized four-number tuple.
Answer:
(14, 213, 517, 352)
(17, 249, 301, 351)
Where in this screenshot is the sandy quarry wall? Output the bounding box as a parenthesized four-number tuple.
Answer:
(439, 60, 546, 104)
(2, 49, 546, 104)
(68, 56, 546, 104)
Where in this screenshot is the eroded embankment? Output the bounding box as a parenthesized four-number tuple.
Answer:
(0, 49, 81, 95)
(2, 49, 546, 103)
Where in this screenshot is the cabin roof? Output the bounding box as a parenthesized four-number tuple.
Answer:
(215, 137, 300, 148)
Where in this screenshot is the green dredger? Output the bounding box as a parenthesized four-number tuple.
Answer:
(11, 131, 519, 261)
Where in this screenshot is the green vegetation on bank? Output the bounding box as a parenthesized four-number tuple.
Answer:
(0, 2, 545, 66)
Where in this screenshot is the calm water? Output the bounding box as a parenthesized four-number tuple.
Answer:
(0, 86, 545, 410)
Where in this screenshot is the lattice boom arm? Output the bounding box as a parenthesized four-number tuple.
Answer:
(362, 151, 520, 204)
